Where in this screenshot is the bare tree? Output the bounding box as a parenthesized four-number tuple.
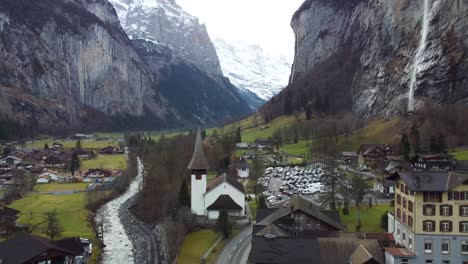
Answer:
(41, 210, 64, 241)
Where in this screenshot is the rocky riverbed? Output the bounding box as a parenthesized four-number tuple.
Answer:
(98, 158, 168, 264)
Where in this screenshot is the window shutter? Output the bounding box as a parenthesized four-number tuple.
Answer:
(460, 221, 463, 232)
(449, 221, 453, 232)
(440, 221, 443, 231)
(449, 205, 453, 216)
(432, 221, 436, 231)
(461, 206, 464, 217)
(423, 193, 427, 202)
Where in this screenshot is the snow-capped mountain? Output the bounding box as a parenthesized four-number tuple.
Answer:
(214, 38, 292, 100)
(110, 0, 222, 75)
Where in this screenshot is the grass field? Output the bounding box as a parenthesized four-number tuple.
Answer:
(339, 204, 392, 233)
(25, 139, 120, 150)
(280, 140, 312, 157)
(177, 229, 220, 264)
(451, 150, 468, 160)
(9, 192, 93, 238)
(81, 154, 127, 171)
(240, 115, 302, 143)
(34, 183, 89, 192)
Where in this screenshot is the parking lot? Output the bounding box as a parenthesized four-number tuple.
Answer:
(260, 166, 324, 207)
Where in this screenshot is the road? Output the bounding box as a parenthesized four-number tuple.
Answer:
(216, 225, 252, 264)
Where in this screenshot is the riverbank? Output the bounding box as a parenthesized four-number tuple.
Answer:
(97, 158, 168, 264)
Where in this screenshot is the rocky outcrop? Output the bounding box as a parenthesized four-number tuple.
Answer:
(133, 40, 251, 125)
(288, 0, 468, 117)
(0, 0, 176, 133)
(110, 0, 222, 76)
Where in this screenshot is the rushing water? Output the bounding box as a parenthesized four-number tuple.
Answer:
(408, 0, 431, 112)
(97, 158, 144, 264)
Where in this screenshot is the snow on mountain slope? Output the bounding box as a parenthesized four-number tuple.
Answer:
(214, 38, 292, 100)
(109, 0, 222, 75)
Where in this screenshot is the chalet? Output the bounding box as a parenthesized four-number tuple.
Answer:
(250, 196, 384, 264)
(73, 148, 91, 158)
(373, 160, 412, 194)
(52, 142, 63, 149)
(38, 170, 60, 181)
(100, 146, 118, 154)
(357, 144, 392, 168)
(342, 151, 359, 166)
(0, 169, 24, 184)
(83, 168, 118, 183)
(43, 155, 66, 168)
(0, 156, 22, 166)
(229, 157, 250, 178)
(411, 153, 455, 171)
(235, 143, 249, 149)
(255, 138, 271, 150)
(0, 233, 87, 264)
(0, 206, 19, 230)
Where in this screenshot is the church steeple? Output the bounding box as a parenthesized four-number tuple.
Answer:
(188, 130, 209, 170)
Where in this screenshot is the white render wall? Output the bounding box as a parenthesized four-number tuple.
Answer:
(191, 173, 207, 216)
(204, 181, 245, 217)
(237, 168, 249, 178)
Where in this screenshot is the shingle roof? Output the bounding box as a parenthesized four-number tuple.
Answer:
(187, 130, 209, 170)
(0, 233, 76, 264)
(384, 247, 416, 257)
(206, 174, 245, 194)
(256, 196, 343, 231)
(387, 171, 468, 191)
(319, 238, 384, 264)
(250, 236, 321, 264)
(206, 195, 242, 211)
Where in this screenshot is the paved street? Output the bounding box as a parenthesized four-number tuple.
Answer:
(216, 225, 252, 264)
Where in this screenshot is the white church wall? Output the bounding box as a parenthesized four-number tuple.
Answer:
(204, 182, 245, 217)
(237, 168, 249, 178)
(191, 173, 207, 216)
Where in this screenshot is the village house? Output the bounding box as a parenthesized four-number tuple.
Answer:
(235, 142, 249, 149)
(100, 146, 119, 155)
(250, 196, 386, 264)
(411, 154, 455, 171)
(0, 233, 89, 264)
(386, 170, 468, 264)
(0, 206, 19, 233)
(0, 156, 22, 166)
(373, 160, 412, 195)
(83, 168, 119, 183)
(189, 131, 246, 220)
(357, 144, 392, 168)
(73, 148, 91, 159)
(342, 151, 359, 166)
(229, 157, 250, 178)
(43, 155, 66, 169)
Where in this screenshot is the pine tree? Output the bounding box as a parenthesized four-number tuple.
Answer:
(76, 140, 82, 149)
(305, 105, 312, 120)
(429, 135, 438, 153)
(235, 127, 242, 143)
(409, 125, 421, 154)
(438, 133, 447, 153)
(400, 133, 411, 161)
(178, 180, 190, 207)
(201, 130, 207, 140)
(44, 143, 49, 149)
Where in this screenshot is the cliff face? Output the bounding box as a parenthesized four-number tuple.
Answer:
(133, 39, 251, 125)
(288, 0, 468, 117)
(0, 0, 175, 133)
(110, 0, 222, 76)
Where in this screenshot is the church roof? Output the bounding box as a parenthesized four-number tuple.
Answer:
(206, 195, 242, 211)
(187, 130, 209, 170)
(206, 174, 245, 194)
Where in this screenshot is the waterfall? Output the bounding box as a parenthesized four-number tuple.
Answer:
(408, 0, 431, 112)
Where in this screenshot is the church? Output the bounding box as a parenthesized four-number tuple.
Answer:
(188, 131, 246, 220)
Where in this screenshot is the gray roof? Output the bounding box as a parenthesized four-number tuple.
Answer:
(187, 130, 209, 170)
(256, 196, 343, 231)
(206, 195, 242, 211)
(388, 171, 468, 192)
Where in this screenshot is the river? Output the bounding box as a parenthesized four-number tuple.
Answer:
(96, 158, 144, 264)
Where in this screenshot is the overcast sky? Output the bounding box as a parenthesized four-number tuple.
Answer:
(177, 0, 304, 59)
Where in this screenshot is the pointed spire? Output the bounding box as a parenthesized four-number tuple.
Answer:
(188, 130, 209, 170)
